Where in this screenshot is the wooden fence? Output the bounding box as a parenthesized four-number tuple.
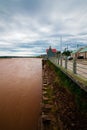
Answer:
(49, 56, 87, 80)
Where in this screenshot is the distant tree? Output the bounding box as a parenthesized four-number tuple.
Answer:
(62, 50, 71, 56)
(56, 51, 61, 57)
(56, 51, 61, 55)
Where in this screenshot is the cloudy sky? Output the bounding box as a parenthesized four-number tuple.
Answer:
(0, 0, 87, 56)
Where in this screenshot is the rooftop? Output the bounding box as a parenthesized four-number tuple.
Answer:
(46, 48, 57, 53)
(71, 48, 83, 54)
(80, 47, 87, 53)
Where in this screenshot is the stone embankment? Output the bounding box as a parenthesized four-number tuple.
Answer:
(41, 59, 87, 130)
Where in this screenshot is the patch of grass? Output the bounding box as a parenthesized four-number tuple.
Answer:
(42, 99, 49, 104)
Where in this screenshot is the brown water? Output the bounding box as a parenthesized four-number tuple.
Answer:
(0, 58, 42, 130)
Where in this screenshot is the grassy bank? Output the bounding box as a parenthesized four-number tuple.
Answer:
(47, 60, 87, 114)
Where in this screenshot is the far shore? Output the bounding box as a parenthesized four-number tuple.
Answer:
(0, 56, 41, 58)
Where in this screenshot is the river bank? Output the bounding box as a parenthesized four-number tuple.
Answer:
(41, 59, 87, 130)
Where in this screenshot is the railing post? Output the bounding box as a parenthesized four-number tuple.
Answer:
(58, 55, 59, 65)
(55, 57, 56, 63)
(65, 56, 67, 69)
(60, 55, 62, 66)
(73, 58, 77, 74)
(56, 56, 57, 64)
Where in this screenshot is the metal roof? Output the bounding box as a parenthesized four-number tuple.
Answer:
(80, 47, 87, 53)
(71, 48, 83, 54)
(71, 50, 77, 54)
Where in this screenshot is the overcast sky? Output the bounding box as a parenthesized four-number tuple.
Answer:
(0, 0, 87, 56)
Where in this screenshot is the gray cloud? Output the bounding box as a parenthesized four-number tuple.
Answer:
(0, 0, 87, 56)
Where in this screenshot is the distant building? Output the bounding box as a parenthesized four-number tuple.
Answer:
(46, 46, 57, 58)
(71, 46, 87, 59)
(71, 48, 83, 59)
(79, 46, 87, 59)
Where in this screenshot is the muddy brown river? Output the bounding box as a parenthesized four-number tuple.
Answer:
(0, 58, 42, 130)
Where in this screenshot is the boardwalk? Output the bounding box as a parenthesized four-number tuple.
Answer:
(0, 58, 42, 130)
